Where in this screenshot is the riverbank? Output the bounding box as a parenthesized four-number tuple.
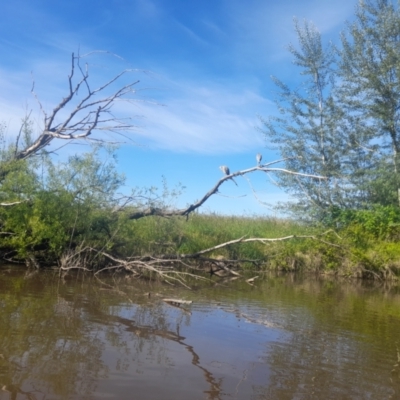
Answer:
(115, 212, 400, 279)
(2, 209, 400, 281)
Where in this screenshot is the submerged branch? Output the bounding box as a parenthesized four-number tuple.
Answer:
(56, 229, 343, 287)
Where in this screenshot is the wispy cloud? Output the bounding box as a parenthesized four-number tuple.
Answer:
(174, 21, 211, 47)
(200, 19, 229, 41)
(125, 78, 270, 154)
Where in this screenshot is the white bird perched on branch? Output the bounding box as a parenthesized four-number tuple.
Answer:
(256, 153, 262, 165)
(219, 165, 237, 186)
(219, 165, 230, 175)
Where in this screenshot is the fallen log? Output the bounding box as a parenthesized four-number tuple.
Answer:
(163, 298, 193, 306)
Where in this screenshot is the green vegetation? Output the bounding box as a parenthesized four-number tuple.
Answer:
(123, 213, 309, 259)
(3, 1, 400, 280)
(1, 137, 400, 278)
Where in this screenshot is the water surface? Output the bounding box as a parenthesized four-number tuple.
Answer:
(1, 266, 400, 399)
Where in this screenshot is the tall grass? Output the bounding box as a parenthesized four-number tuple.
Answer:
(116, 212, 400, 278)
(119, 212, 319, 265)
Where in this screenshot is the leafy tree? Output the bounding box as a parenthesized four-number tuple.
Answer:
(339, 0, 400, 206)
(0, 51, 141, 264)
(262, 20, 358, 218)
(0, 145, 125, 262)
(263, 2, 400, 219)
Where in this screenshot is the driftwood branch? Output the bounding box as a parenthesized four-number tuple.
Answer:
(0, 200, 28, 207)
(182, 230, 342, 258)
(57, 229, 342, 287)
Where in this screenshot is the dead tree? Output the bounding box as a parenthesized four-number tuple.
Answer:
(14, 51, 140, 161)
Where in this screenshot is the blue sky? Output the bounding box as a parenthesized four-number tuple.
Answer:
(0, 0, 357, 215)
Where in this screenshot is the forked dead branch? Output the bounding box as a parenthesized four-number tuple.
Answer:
(126, 158, 326, 220)
(15, 51, 140, 161)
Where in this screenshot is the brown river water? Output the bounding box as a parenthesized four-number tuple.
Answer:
(1, 265, 400, 399)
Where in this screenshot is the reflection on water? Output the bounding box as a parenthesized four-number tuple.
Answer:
(1, 267, 400, 399)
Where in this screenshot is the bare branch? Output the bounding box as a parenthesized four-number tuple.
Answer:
(15, 52, 142, 161)
(181, 229, 342, 260)
(127, 164, 326, 220)
(0, 200, 30, 207)
(54, 228, 342, 287)
(181, 236, 247, 258)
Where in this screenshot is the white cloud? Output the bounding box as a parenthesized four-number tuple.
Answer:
(122, 78, 270, 154)
(174, 21, 210, 47)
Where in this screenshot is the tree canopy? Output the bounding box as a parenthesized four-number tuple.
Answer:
(262, 0, 400, 218)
